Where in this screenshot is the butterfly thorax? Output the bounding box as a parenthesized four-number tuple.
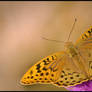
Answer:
(64, 42, 78, 58)
(64, 42, 89, 78)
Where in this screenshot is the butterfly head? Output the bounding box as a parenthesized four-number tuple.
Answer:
(64, 42, 74, 49)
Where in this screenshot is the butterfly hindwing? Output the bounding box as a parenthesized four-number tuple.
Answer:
(52, 55, 88, 87)
(53, 70, 88, 87)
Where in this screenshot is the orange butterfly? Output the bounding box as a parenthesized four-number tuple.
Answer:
(20, 19, 92, 87)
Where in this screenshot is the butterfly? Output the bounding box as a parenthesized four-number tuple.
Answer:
(20, 25, 92, 88)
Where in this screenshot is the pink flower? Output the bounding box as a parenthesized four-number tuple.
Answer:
(65, 80, 92, 91)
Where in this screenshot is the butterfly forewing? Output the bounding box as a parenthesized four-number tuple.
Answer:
(20, 51, 65, 85)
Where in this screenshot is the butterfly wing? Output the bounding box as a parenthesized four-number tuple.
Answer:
(20, 50, 88, 87)
(52, 54, 88, 87)
(75, 27, 92, 48)
(20, 51, 66, 85)
(75, 26, 92, 79)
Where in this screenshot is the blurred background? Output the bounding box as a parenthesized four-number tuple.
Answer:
(0, 1, 92, 91)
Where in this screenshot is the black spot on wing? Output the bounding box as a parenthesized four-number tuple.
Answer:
(50, 78, 54, 81)
(36, 63, 41, 70)
(36, 80, 39, 82)
(62, 70, 66, 75)
(42, 67, 47, 71)
(31, 76, 34, 79)
(47, 58, 49, 61)
(76, 75, 79, 77)
(36, 74, 38, 76)
(46, 72, 49, 75)
(70, 77, 73, 79)
(27, 76, 30, 79)
(47, 81, 50, 83)
(30, 70, 33, 74)
(61, 75, 64, 78)
(43, 60, 49, 65)
(66, 81, 69, 83)
(72, 80, 76, 82)
(51, 74, 54, 77)
(69, 83, 74, 85)
(31, 81, 34, 83)
(36, 63, 42, 73)
(60, 81, 63, 83)
(40, 73, 44, 76)
(88, 30, 92, 36)
(84, 34, 88, 38)
(51, 56, 55, 60)
(39, 78, 42, 80)
(41, 81, 44, 83)
(55, 82, 61, 86)
(65, 78, 67, 80)
(37, 70, 41, 73)
(44, 78, 47, 80)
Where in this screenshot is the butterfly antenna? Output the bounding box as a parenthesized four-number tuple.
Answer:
(41, 36, 65, 43)
(67, 18, 77, 41)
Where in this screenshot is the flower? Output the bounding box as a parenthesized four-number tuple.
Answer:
(65, 80, 92, 91)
